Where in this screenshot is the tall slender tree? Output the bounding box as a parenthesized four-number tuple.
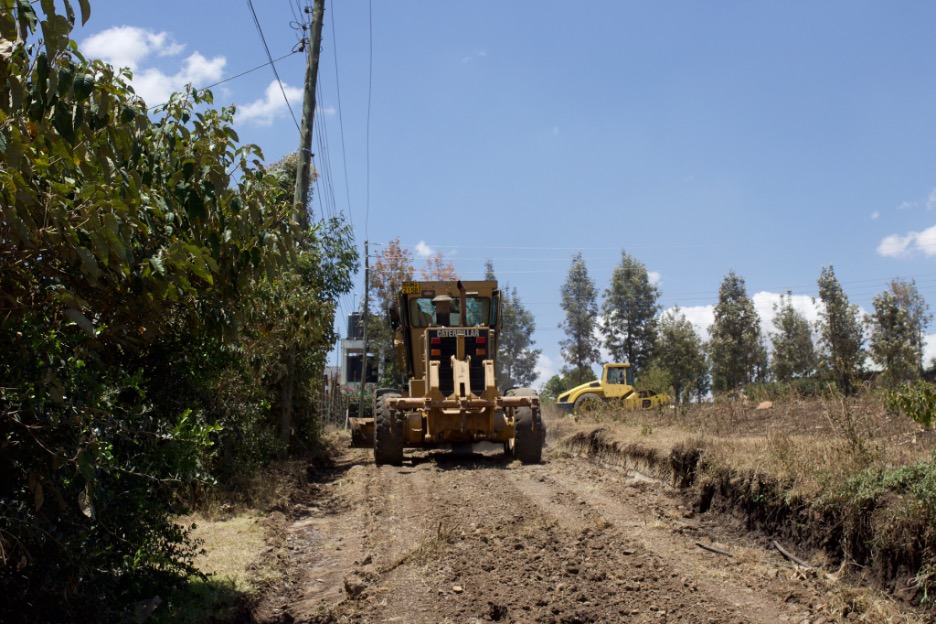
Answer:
(655, 307, 708, 403)
(867, 279, 931, 385)
(600, 251, 661, 370)
(816, 265, 864, 391)
(484, 261, 541, 389)
(368, 238, 416, 386)
(498, 285, 542, 389)
(709, 271, 763, 393)
(889, 278, 932, 376)
(559, 252, 601, 386)
(770, 291, 817, 381)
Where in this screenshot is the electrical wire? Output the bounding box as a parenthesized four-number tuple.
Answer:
(329, 0, 354, 227)
(146, 51, 301, 112)
(365, 0, 373, 239)
(246, 0, 301, 132)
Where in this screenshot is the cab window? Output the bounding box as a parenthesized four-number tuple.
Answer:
(408, 297, 492, 327)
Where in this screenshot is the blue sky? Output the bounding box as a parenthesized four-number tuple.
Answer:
(73, 1, 936, 384)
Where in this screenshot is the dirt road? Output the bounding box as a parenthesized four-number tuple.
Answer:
(253, 442, 858, 624)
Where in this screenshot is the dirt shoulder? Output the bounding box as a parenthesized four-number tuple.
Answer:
(249, 428, 924, 624)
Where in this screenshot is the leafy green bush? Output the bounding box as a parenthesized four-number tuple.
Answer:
(886, 381, 936, 429)
(0, 2, 356, 620)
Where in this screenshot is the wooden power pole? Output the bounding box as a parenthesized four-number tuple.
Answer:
(294, 0, 325, 225)
(280, 0, 325, 456)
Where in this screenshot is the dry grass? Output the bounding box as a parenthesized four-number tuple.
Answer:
(181, 513, 272, 592)
(547, 392, 936, 498)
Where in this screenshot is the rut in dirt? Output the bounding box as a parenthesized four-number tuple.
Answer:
(251, 445, 847, 624)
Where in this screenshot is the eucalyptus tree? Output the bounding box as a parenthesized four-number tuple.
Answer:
(867, 278, 931, 385)
(770, 291, 817, 381)
(816, 265, 865, 391)
(497, 285, 542, 389)
(484, 262, 541, 389)
(889, 278, 932, 376)
(600, 251, 661, 371)
(709, 271, 763, 393)
(368, 238, 416, 386)
(559, 252, 601, 386)
(655, 307, 708, 403)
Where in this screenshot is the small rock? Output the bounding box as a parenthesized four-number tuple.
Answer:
(344, 574, 367, 599)
(452, 585, 464, 593)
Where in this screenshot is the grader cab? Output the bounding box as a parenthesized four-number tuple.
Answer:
(350, 280, 544, 466)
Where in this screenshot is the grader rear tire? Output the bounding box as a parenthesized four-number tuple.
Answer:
(507, 388, 543, 464)
(374, 392, 403, 466)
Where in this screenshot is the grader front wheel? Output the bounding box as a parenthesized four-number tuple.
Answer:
(374, 392, 403, 466)
(506, 388, 543, 464)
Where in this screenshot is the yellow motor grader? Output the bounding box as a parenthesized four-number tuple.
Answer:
(350, 280, 544, 466)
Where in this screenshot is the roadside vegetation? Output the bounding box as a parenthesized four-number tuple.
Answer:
(1, 2, 355, 622)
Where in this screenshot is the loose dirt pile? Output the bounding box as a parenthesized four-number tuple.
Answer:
(249, 433, 923, 624)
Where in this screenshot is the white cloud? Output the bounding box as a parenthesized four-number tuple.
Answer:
(925, 334, 936, 366)
(648, 271, 661, 285)
(871, 211, 880, 220)
(665, 292, 820, 347)
(414, 241, 434, 258)
(318, 105, 336, 116)
(674, 305, 715, 341)
(928, 189, 936, 210)
(534, 353, 556, 387)
(462, 49, 487, 63)
(898, 201, 917, 211)
(878, 233, 914, 257)
(877, 224, 936, 258)
(83, 26, 183, 71)
(237, 80, 303, 126)
(752, 291, 821, 334)
(82, 26, 224, 106)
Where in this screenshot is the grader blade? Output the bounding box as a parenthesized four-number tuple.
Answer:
(349, 417, 375, 448)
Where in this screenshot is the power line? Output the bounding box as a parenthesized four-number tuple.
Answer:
(246, 0, 301, 132)
(146, 51, 301, 112)
(365, 0, 373, 238)
(329, 0, 354, 227)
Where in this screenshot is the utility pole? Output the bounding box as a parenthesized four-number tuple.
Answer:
(294, 0, 325, 226)
(358, 240, 370, 422)
(279, 0, 324, 458)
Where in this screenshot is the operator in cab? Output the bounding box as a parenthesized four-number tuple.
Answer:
(433, 294, 453, 327)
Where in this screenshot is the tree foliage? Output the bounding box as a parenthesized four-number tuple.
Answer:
(816, 265, 864, 392)
(770, 291, 817, 382)
(497, 285, 541, 390)
(559, 252, 600, 386)
(419, 250, 458, 280)
(654, 307, 708, 403)
(709, 271, 763, 393)
(368, 238, 415, 387)
(867, 279, 931, 386)
(480, 261, 540, 390)
(0, 3, 357, 620)
(370, 237, 415, 312)
(600, 251, 660, 370)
